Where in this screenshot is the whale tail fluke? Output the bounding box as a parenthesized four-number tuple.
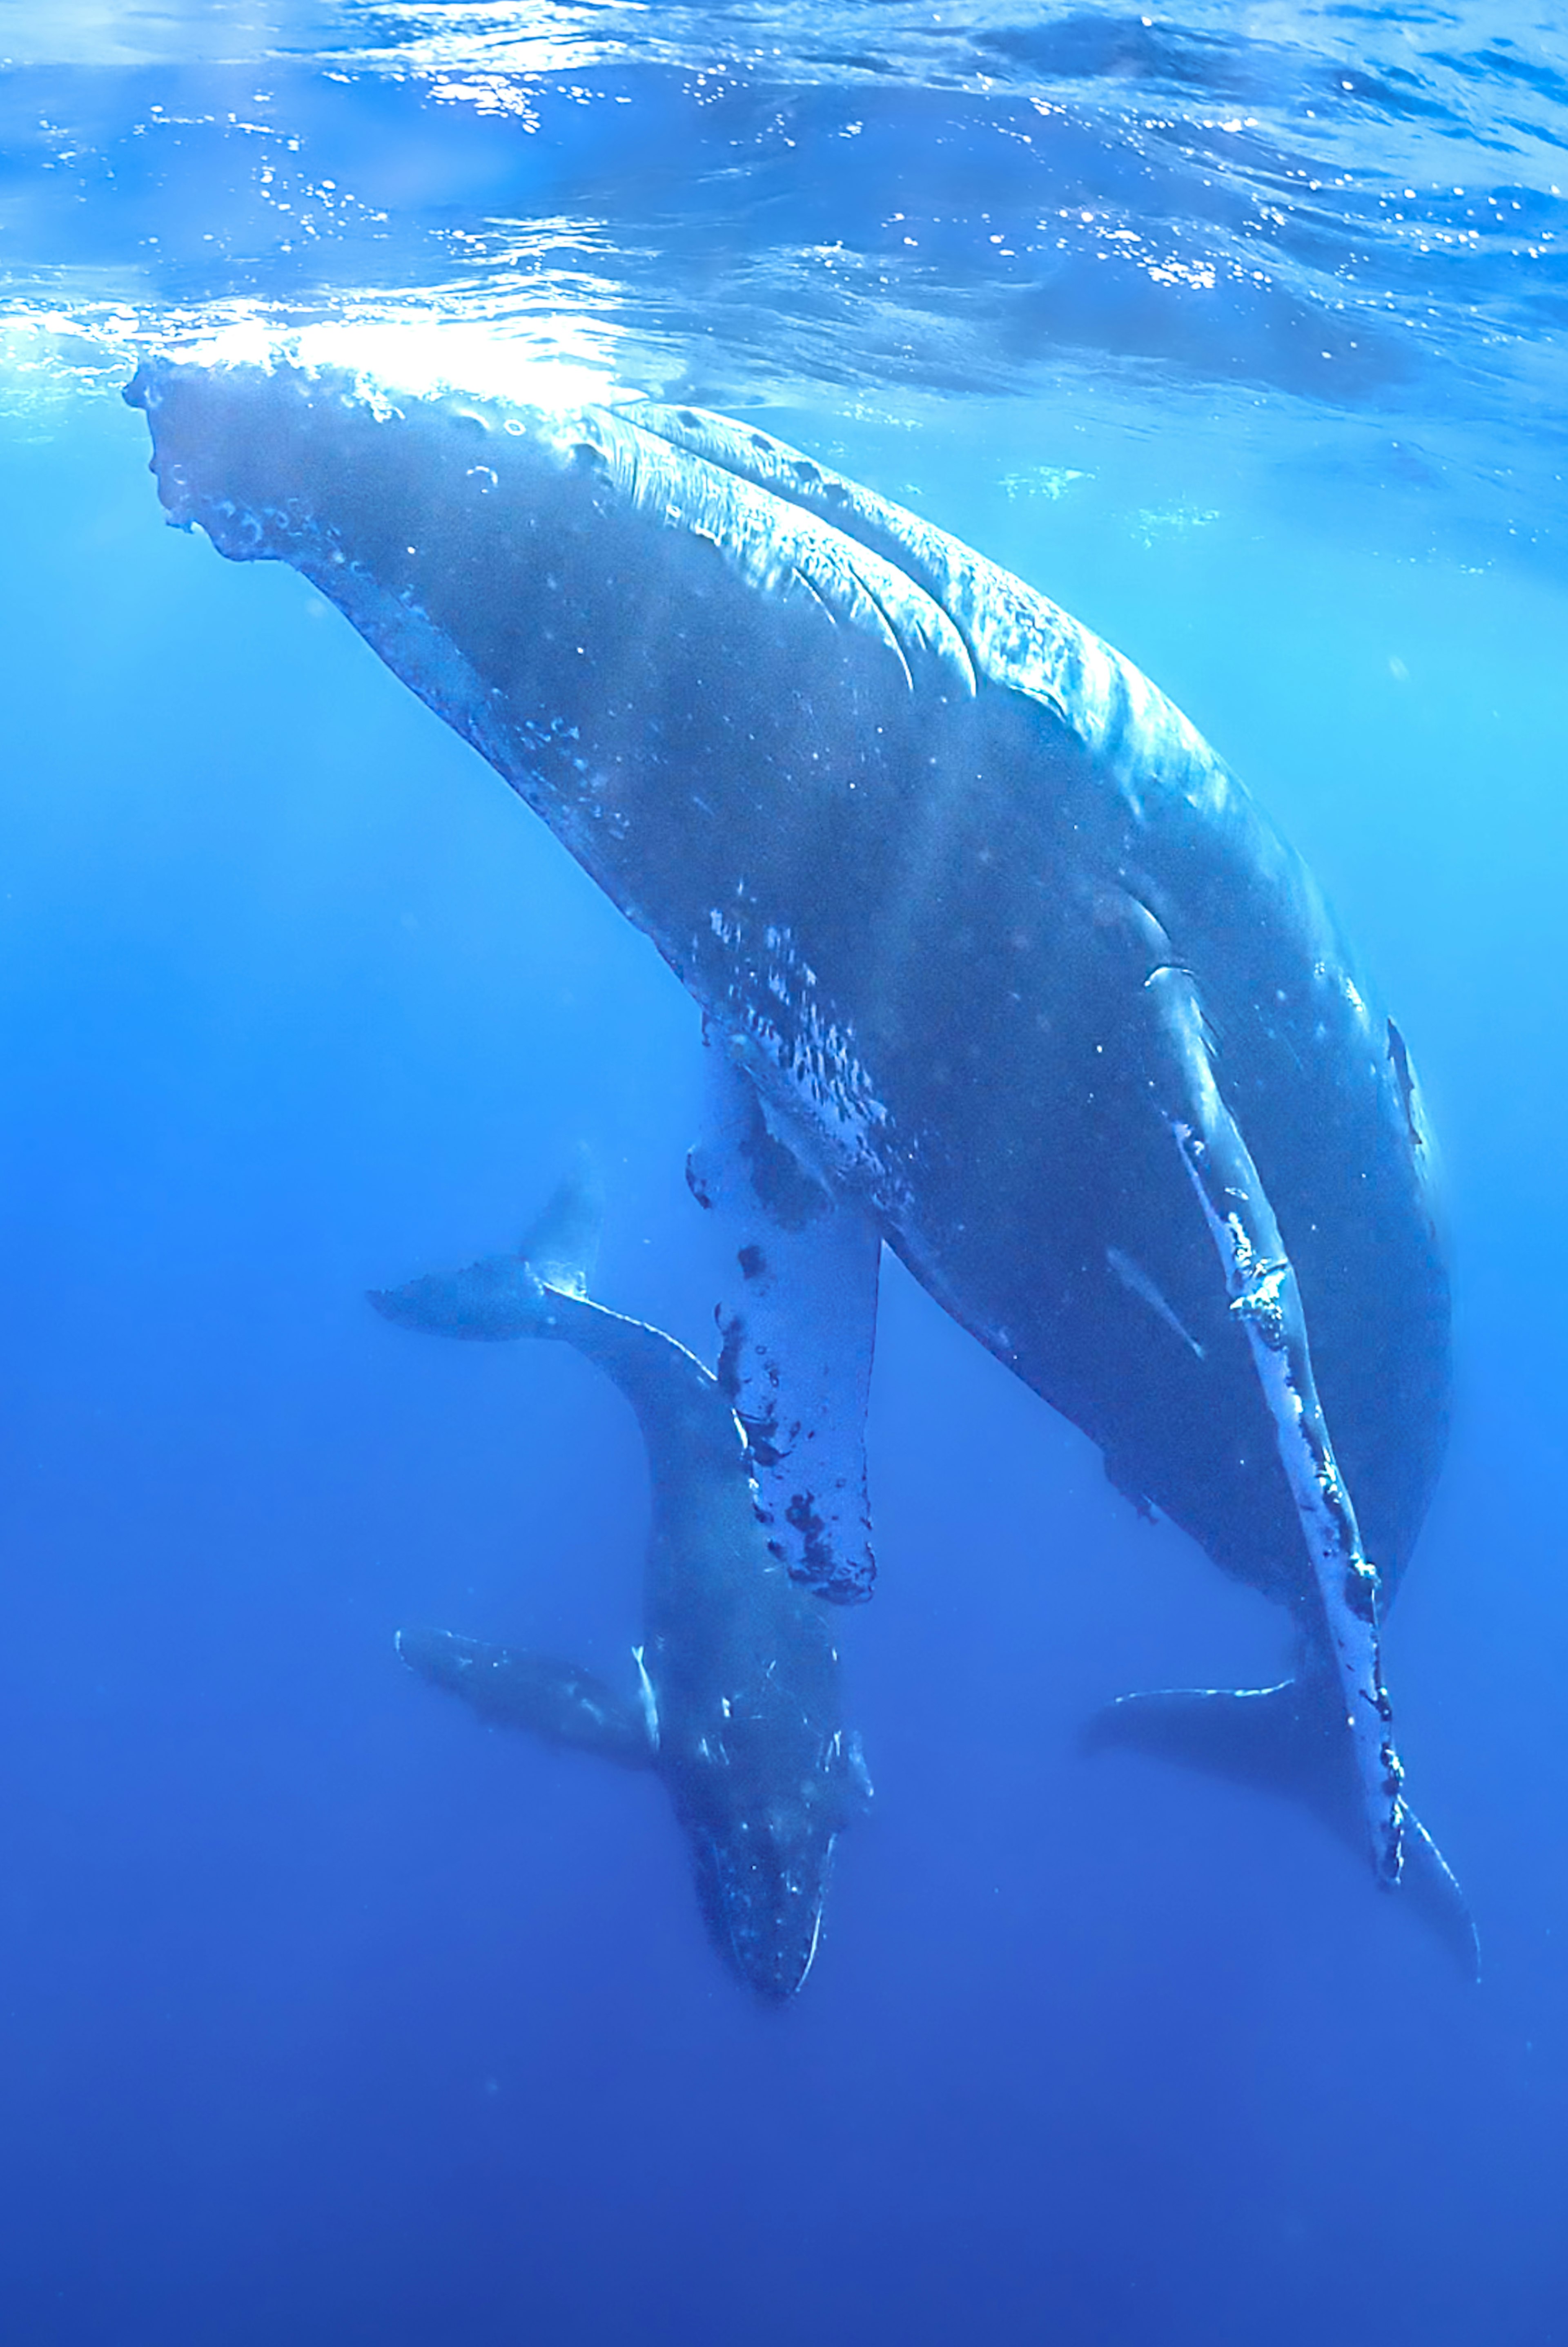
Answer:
(1084, 1676, 1479, 1981)
(370, 1155, 605, 1340)
(396, 1627, 655, 1768)
(518, 1148, 604, 1300)
(369, 1252, 552, 1341)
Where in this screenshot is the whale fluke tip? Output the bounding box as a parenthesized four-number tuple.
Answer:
(518, 1151, 604, 1299)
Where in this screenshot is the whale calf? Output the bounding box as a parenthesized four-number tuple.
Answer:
(375, 1171, 870, 2002)
(128, 355, 1469, 1965)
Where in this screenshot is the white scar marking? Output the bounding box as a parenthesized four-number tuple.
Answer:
(631, 1645, 660, 1755)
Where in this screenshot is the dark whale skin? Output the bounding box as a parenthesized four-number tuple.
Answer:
(125, 354, 1448, 1647)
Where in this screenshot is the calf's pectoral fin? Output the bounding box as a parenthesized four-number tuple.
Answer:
(396, 1626, 656, 1768)
(1083, 1676, 1478, 1979)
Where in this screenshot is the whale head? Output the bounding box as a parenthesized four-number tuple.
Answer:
(677, 1731, 872, 2003)
(689, 1812, 837, 2005)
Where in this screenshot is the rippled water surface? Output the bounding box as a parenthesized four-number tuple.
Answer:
(3, 4, 1567, 519)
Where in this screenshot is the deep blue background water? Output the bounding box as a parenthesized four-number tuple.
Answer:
(2, 7, 1567, 2343)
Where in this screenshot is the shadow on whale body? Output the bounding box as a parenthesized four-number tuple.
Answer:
(376, 1169, 871, 2004)
(129, 354, 1468, 1970)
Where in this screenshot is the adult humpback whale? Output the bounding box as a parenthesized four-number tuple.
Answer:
(376, 1170, 870, 2002)
(126, 355, 1469, 1964)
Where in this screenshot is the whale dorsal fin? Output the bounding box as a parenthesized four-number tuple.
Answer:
(519, 1150, 604, 1298)
(397, 1627, 654, 1768)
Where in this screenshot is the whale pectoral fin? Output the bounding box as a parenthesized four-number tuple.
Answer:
(1143, 965, 1405, 1890)
(1084, 1679, 1479, 1980)
(1399, 1816, 1481, 1984)
(688, 1029, 881, 1602)
(396, 1628, 655, 1768)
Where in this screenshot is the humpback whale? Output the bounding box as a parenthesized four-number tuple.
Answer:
(374, 1170, 870, 2003)
(126, 355, 1470, 1967)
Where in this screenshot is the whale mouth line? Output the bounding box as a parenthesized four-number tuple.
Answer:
(792, 1896, 826, 1997)
(731, 1901, 826, 2006)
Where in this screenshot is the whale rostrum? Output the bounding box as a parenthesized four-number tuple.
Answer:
(127, 354, 1470, 1969)
(374, 1168, 870, 2002)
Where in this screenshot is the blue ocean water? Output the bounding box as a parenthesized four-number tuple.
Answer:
(1, 4, 1566, 2341)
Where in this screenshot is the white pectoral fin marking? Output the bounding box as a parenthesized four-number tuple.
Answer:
(632, 1645, 661, 1756)
(1152, 970, 1404, 1887)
